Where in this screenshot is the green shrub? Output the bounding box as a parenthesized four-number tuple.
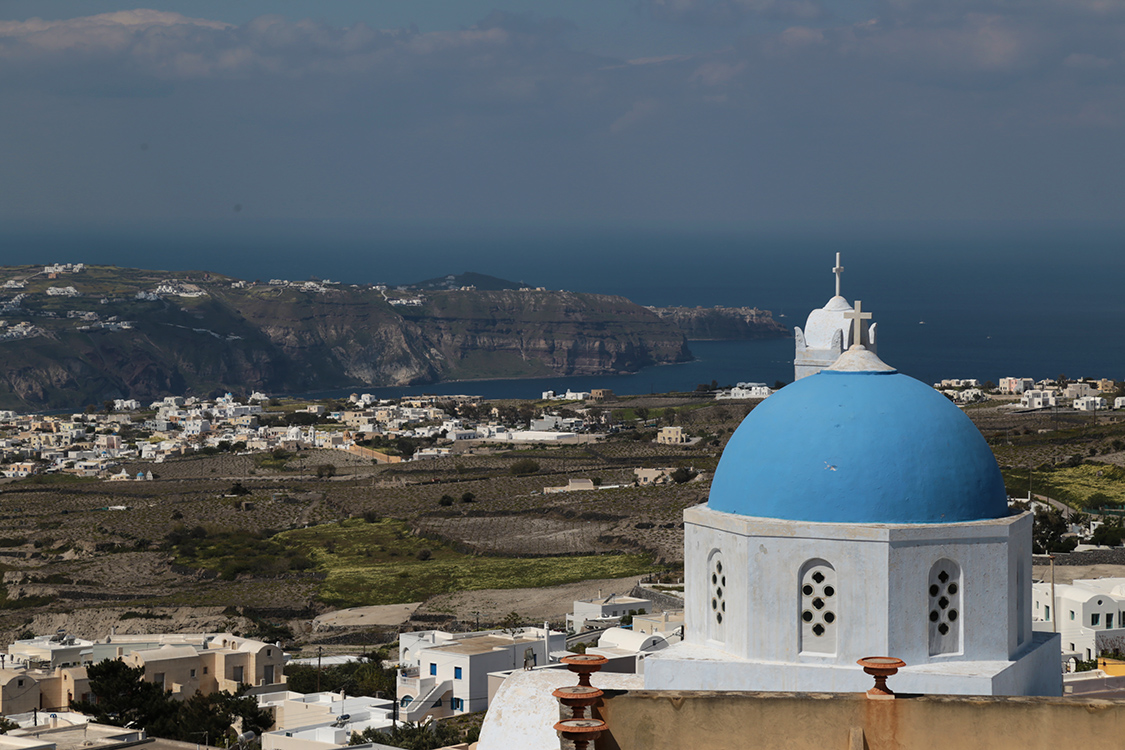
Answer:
(510, 458, 540, 476)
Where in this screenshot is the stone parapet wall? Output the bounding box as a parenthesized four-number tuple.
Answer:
(596, 690, 1125, 750)
(629, 584, 683, 612)
(1035, 549, 1125, 566)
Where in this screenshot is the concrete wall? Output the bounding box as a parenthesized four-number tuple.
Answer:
(595, 690, 1125, 750)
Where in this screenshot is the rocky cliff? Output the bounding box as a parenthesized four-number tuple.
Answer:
(0, 266, 691, 410)
(650, 305, 789, 340)
(401, 290, 691, 381)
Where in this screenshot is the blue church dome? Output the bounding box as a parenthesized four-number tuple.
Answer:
(708, 350, 1008, 524)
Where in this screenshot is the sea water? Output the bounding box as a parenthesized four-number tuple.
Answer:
(2, 220, 1123, 395)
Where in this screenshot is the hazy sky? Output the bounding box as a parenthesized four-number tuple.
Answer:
(3, 1, 1124, 227)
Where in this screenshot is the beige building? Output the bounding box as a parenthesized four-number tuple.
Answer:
(2, 632, 285, 714)
(0, 666, 89, 713)
(118, 634, 284, 697)
(632, 610, 685, 636)
(633, 467, 673, 486)
(655, 426, 687, 445)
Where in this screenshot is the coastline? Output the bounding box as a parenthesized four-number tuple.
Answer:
(284, 339, 795, 403)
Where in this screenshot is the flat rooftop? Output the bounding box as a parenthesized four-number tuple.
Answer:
(429, 635, 540, 656)
(13, 724, 146, 750)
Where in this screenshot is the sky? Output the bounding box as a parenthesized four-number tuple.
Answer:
(2, 1, 1124, 228)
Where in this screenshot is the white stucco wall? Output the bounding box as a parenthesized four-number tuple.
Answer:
(645, 506, 1059, 696)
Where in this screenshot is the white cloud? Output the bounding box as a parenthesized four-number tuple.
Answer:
(1, 5, 1124, 224)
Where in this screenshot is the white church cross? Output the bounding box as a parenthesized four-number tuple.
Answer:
(833, 252, 844, 297)
(844, 300, 872, 348)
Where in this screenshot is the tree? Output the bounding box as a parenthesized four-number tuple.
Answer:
(70, 660, 272, 742)
(1086, 492, 1113, 511)
(71, 660, 170, 729)
(499, 611, 523, 636)
(218, 687, 274, 737)
(286, 652, 395, 698)
(1092, 520, 1125, 547)
(460, 491, 476, 504)
(439, 495, 454, 507)
(351, 720, 460, 750)
(670, 467, 697, 484)
(316, 463, 337, 479)
(509, 458, 540, 476)
(172, 692, 236, 745)
(1032, 508, 1077, 553)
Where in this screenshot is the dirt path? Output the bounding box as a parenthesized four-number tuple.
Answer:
(313, 602, 423, 629)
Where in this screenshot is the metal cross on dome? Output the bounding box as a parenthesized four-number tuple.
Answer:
(833, 252, 844, 297)
(844, 300, 872, 348)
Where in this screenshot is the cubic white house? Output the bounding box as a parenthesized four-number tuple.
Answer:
(1033, 578, 1125, 662)
(397, 626, 564, 719)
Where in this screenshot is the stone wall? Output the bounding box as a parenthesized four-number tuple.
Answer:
(1035, 549, 1125, 566)
(596, 690, 1125, 750)
(628, 584, 683, 613)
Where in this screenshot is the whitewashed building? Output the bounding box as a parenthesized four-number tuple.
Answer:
(999, 377, 1035, 395)
(1074, 396, 1108, 412)
(644, 340, 1060, 696)
(567, 594, 653, 632)
(1032, 579, 1125, 662)
(794, 254, 877, 380)
(716, 383, 773, 400)
(1064, 382, 1099, 400)
(1021, 390, 1058, 409)
(397, 627, 564, 719)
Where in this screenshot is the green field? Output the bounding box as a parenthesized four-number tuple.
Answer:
(276, 518, 655, 608)
(1003, 463, 1125, 510)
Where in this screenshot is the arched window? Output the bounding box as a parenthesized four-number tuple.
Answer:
(929, 559, 962, 655)
(799, 560, 837, 655)
(707, 549, 726, 644)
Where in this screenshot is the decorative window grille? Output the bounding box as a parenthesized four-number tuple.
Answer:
(929, 559, 962, 655)
(799, 560, 837, 655)
(707, 550, 726, 643)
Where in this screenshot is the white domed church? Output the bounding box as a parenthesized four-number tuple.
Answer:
(644, 311, 1061, 696)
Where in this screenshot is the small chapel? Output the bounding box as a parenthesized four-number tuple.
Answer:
(644, 299, 1061, 696)
(793, 252, 876, 379)
(477, 263, 1081, 750)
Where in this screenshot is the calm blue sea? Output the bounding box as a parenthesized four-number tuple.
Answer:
(2, 221, 1123, 398)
